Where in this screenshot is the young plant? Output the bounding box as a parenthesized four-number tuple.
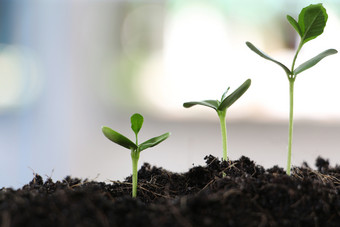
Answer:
(246, 4, 337, 175)
(183, 79, 251, 161)
(102, 113, 170, 197)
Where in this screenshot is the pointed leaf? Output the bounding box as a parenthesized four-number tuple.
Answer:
(294, 49, 338, 76)
(218, 79, 251, 111)
(183, 100, 219, 110)
(221, 87, 230, 102)
(246, 42, 291, 75)
(298, 4, 328, 45)
(139, 132, 170, 152)
(102, 126, 137, 150)
(131, 113, 144, 137)
(287, 15, 302, 37)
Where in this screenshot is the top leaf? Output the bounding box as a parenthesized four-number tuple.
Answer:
(221, 87, 230, 102)
(287, 4, 328, 45)
(131, 113, 144, 137)
(287, 15, 302, 37)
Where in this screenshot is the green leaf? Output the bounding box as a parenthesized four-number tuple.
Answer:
(218, 79, 251, 111)
(298, 4, 328, 45)
(102, 126, 137, 150)
(246, 42, 291, 75)
(131, 113, 144, 137)
(294, 49, 338, 76)
(221, 87, 230, 102)
(139, 132, 170, 152)
(183, 100, 219, 110)
(287, 15, 302, 37)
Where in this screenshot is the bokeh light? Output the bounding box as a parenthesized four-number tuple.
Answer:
(1, 0, 340, 189)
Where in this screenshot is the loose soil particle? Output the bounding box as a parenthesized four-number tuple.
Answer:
(1, 155, 340, 226)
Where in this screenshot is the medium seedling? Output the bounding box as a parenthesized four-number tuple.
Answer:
(183, 79, 251, 161)
(246, 4, 337, 175)
(102, 113, 170, 197)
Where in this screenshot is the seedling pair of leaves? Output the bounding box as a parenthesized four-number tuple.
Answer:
(246, 4, 337, 175)
(102, 113, 170, 197)
(183, 79, 251, 161)
(104, 85, 250, 197)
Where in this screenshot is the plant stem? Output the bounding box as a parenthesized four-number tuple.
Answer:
(218, 110, 228, 161)
(291, 42, 303, 73)
(286, 41, 300, 175)
(287, 79, 295, 175)
(131, 149, 140, 197)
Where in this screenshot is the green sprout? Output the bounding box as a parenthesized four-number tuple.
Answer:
(183, 79, 251, 161)
(102, 113, 170, 197)
(246, 4, 337, 175)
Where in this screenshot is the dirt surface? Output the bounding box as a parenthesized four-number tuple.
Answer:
(1, 155, 340, 226)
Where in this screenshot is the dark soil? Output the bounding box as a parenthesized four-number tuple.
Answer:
(1, 155, 340, 226)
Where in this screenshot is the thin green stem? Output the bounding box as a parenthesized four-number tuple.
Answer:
(218, 110, 228, 161)
(287, 79, 295, 175)
(286, 41, 302, 175)
(131, 149, 140, 197)
(291, 42, 303, 74)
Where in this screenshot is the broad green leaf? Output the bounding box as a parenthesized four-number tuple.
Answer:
(131, 113, 144, 136)
(298, 4, 328, 45)
(246, 42, 291, 75)
(294, 49, 338, 76)
(218, 79, 251, 111)
(221, 87, 230, 102)
(183, 100, 219, 110)
(139, 132, 170, 152)
(287, 15, 302, 37)
(102, 126, 137, 150)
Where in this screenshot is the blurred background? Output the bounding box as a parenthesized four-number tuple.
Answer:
(1, 0, 340, 188)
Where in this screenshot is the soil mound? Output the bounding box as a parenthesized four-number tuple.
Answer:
(1, 156, 340, 226)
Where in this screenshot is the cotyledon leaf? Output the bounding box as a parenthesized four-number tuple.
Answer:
(139, 132, 171, 152)
(218, 79, 251, 111)
(183, 100, 220, 110)
(102, 126, 137, 150)
(294, 49, 338, 76)
(246, 42, 291, 75)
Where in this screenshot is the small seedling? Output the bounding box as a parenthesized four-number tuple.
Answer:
(102, 113, 170, 197)
(246, 4, 337, 175)
(183, 79, 251, 161)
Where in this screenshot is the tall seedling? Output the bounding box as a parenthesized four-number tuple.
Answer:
(246, 4, 337, 175)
